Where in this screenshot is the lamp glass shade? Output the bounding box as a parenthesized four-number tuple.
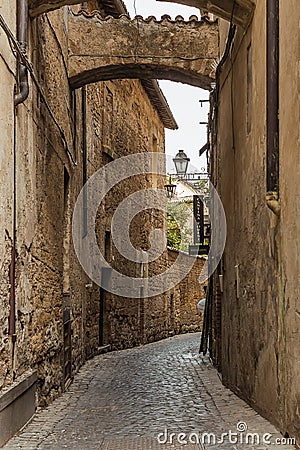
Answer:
(173, 150, 190, 175)
(165, 183, 176, 198)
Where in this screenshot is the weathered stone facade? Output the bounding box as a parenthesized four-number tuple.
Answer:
(0, 0, 207, 444)
(208, 0, 300, 444)
(104, 248, 205, 350)
(68, 10, 219, 90)
(28, 0, 255, 28)
(5, 0, 300, 446)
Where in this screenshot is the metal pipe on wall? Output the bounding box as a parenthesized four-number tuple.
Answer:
(14, 0, 29, 106)
(9, 111, 17, 340)
(266, 0, 279, 198)
(10, 0, 29, 343)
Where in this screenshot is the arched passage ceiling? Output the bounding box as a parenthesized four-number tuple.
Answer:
(68, 10, 219, 90)
(157, 0, 255, 28)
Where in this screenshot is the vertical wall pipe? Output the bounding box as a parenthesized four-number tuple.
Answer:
(9, 112, 17, 340)
(266, 0, 279, 196)
(14, 0, 29, 106)
(10, 0, 29, 341)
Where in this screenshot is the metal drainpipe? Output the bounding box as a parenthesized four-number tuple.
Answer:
(9, 112, 17, 342)
(266, 0, 280, 215)
(10, 0, 29, 347)
(14, 0, 29, 106)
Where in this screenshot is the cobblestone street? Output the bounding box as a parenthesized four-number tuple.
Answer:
(4, 334, 296, 450)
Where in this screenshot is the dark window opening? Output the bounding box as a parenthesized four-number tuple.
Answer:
(105, 231, 111, 262)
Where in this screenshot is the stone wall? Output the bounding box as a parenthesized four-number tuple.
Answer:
(84, 74, 205, 349)
(212, 0, 300, 444)
(67, 10, 219, 90)
(278, 0, 300, 441)
(167, 249, 204, 335)
(0, 0, 17, 394)
(0, 0, 205, 424)
(105, 248, 205, 350)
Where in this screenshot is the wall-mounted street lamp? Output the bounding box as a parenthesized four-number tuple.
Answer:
(173, 150, 190, 176)
(165, 149, 208, 198)
(164, 175, 176, 199)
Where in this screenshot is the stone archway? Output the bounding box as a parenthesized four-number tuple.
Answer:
(68, 10, 219, 90)
(29, 0, 255, 27)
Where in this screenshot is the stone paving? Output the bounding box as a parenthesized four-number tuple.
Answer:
(3, 333, 296, 450)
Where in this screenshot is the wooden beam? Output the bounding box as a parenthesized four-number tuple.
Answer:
(29, 0, 81, 17)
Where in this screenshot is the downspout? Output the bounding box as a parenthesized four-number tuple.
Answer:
(9, 113, 17, 342)
(266, 0, 280, 216)
(10, 0, 29, 347)
(14, 0, 29, 106)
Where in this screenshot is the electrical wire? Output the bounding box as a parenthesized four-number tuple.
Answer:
(0, 52, 16, 79)
(133, 0, 137, 17)
(0, 13, 77, 166)
(45, 15, 69, 80)
(132, 0, 141, 62)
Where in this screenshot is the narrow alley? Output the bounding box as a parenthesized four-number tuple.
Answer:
(4, 334, 296, 449)
(1, 0, 300, 447)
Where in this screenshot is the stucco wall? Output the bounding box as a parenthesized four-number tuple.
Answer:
(0, 0, 17, 392)
(213, 0, 300, 443)
(278, 0, 300, 440)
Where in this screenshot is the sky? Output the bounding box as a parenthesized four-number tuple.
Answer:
(122, 0, 210, 173)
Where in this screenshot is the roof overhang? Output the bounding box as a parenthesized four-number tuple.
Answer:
(141, 80, 178, 130)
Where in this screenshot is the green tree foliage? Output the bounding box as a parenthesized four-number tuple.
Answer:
(167, 201, 193, 252)
(194, 178, 209, 194)
(167, 213, 181, 249)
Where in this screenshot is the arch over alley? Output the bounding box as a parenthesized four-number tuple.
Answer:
(67, 10, 219, 90)
(157, 0, 255, 28)
(29, 0, 255, 28)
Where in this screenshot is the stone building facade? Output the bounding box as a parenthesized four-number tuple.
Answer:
(6, 0, 300, 445)
(204, 0, 300, 444)
(0, 0, 205, 444)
